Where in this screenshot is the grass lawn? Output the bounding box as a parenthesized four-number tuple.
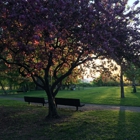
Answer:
(1, 86, 140, 106)
(0, 99, 140, 140)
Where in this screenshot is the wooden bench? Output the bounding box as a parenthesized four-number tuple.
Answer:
(55, 98, 85, 111)
(24, 96, 47, 106)
(17, 90, 24, 93)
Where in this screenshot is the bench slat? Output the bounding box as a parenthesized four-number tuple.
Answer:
(55, 98, 85, 111)
(24, 96, 46, 106)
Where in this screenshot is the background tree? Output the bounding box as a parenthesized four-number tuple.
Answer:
(0, 61, 32, 94)
(124, 63, 140, 93)
(0, 60, 8, 94)
(94, 0, 140, 98)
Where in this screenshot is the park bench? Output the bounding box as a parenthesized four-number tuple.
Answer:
(55, 98, 85, 111)
(24, 96, 47, 106)
(17, 90, 24, 93)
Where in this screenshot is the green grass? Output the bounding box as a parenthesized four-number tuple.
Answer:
(56, 86, 140, 106)
(0, 99, 140, 140)
(1, 86, 140, 106)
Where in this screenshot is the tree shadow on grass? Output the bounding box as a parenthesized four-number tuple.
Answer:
(115, 102, 140, 139)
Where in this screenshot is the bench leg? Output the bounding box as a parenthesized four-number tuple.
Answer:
(76, 106, 78, 111)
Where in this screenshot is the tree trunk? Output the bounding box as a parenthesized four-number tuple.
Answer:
(9, 82, 12, 91)
(0, 81, 7, 95)
(46, 95, 59, 119)
(120, 65, 125, 98)
(132, 77, 136, 93)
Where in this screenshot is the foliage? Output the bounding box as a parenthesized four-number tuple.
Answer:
(125, 63, 140, 83)
(0, 61, 34, 93)
(124, 63, 140, 93)
(78, 82, 93, 87)
(93, 71, 120, 87)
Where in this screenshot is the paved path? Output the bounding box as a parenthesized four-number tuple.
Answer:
(82, 103, 140, 112)
(1, 96, 140, 112)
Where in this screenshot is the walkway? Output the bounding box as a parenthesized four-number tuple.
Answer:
(1, 96, 140, 112)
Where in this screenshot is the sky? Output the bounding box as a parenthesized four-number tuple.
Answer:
(128, 0, 140, 6)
